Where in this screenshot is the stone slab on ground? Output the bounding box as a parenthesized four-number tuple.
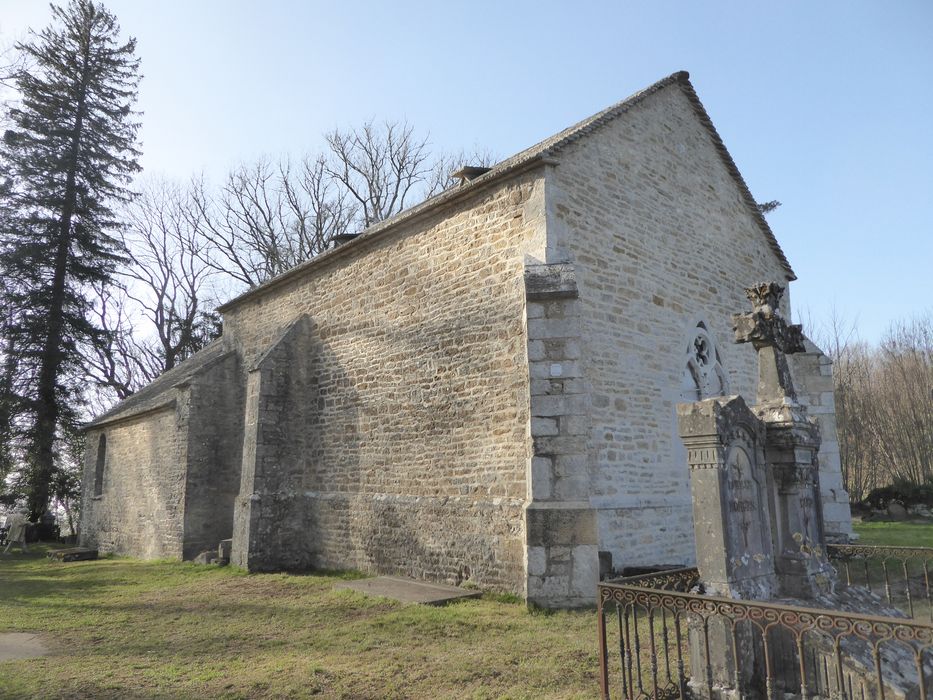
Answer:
(0, 633, 49, 662)
(334, 576, 482, 605)
(47, 547, 98, 562)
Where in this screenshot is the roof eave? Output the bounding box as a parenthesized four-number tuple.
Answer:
(217, 155, 551, 313)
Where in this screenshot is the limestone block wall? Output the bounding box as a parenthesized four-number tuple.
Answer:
(80, 401, 189, 558)
(182, 352, 244, 558)
(546, 84, 794, 570)
(790, 338, 854, 541)
(222, 171, 548, 593)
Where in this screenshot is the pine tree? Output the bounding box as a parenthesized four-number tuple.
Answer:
(0, 0, 140, 520)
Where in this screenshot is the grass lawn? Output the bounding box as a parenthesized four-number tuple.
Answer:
(3, 522, 930, 699)
(852, 519, 933, 548)
(0, 547, 599, 699)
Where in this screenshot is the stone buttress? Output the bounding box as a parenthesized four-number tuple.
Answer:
(523, 262, 599, 607)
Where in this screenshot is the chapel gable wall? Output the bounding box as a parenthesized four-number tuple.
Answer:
(548, 84, 792, 570)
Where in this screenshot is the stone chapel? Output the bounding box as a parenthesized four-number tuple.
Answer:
(80, 71, 852, 608)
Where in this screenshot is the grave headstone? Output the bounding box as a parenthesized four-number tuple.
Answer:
(678, 396, 777, 600)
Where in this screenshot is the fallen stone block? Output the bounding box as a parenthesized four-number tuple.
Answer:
(193, 550, 218, 565)
(217, 538, 232, 563)
(47, 547, 98, 563)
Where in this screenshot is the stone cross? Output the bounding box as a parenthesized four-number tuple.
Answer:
(732, 282, 805, 405)
(677, 283, 839, 697)
(732, 282, 833, 598)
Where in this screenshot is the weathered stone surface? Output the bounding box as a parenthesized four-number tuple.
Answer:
(888, 501, 909, 520)
(47, 547, 98, 563)
(524, 263, 578, 301)
(193, 550, 218, 565)
(525, 504, 596, 548)
(787, 337, 855, 541)
(334, 576, 482, 605)
(678, 395, 778, 600)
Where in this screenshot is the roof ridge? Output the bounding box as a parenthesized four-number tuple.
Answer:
(218, 70, 792, 312)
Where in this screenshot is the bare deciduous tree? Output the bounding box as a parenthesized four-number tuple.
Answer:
(817, 311, 933, 501)
(192, 156, 359, 288)
(424, 147, 496, 198)
(85, 122, 495, 415)
(124, 180, 216, 372)
(190, 163, 290, 288)
(191, 125, 493, 292)
(281, 154, 357, 258)
(324, 120, 431, 228)
(86, 284, 148, 401)
(871, 317, 933, 485)
(87, 179, 220, 403)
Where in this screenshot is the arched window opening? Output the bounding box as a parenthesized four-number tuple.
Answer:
(94, 434, 106, 497)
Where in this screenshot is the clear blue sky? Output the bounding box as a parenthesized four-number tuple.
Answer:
(3, 1, 931, 344)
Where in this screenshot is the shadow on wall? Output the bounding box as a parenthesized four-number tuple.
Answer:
(245, 292, 527, 589)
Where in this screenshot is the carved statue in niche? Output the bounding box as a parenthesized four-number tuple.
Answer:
(681, 322, 729, 401)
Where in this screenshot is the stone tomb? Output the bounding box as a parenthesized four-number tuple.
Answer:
(679, 283, 832, 605)
(678, 283, 928, 699)
(679, 396, 776, 601)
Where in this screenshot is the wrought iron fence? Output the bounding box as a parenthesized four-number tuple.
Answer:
(597, 569, 933, 699)
(828, 544, 933, 621)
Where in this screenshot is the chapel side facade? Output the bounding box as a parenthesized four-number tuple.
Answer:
(82, 168, 550, 594)
(195, 169, 551, 592)
(80, 345, 242, 559)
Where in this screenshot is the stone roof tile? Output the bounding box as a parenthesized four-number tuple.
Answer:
(85, 340, 232, 429)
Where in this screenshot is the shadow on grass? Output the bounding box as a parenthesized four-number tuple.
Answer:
(1, 550, 602, 699)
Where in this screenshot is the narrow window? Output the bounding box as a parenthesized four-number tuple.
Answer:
(94, 434, 106, 496)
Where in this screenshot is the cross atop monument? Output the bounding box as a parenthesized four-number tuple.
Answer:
(732, 282, 805, 405)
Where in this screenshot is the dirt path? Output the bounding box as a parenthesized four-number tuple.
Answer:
(0, 633, 49, 662)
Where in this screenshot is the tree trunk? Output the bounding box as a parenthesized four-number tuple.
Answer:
(26, 42, 91, 523)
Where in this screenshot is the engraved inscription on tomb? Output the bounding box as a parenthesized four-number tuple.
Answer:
(724, 430, 768, 566)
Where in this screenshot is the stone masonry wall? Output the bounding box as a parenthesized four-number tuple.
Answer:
(80, 401, 188, 559)
(183, 352, 244, 558)
(524, 262, 599, 607)
(790, 337, 854, 541)
(547, 85, 795, 570)
(223, 171, 548, 593)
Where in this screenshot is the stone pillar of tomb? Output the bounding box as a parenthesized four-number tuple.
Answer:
(733, 282, 834, 598)
(678, 396, 777, 599)
(678, 395, 777, 698)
